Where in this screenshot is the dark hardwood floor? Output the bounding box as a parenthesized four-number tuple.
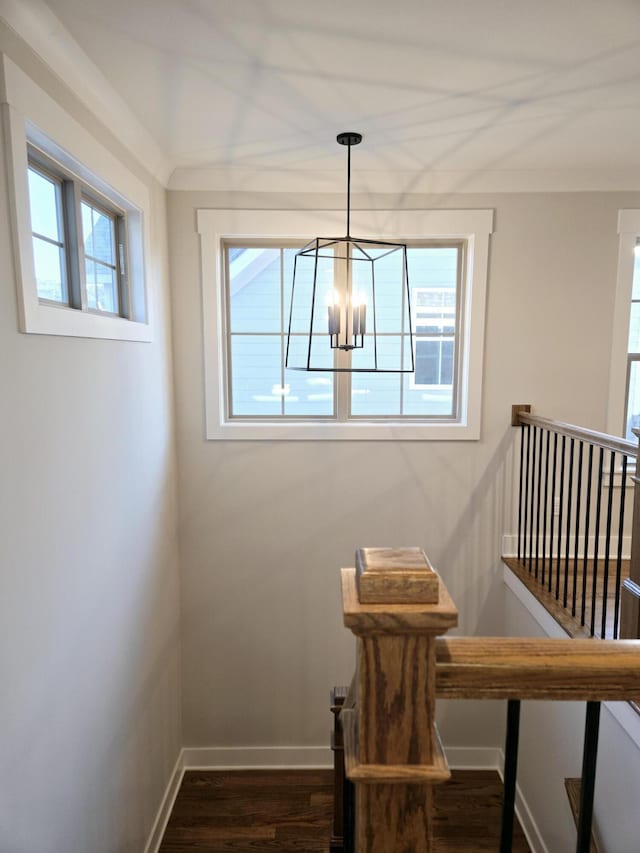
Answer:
(158, 768, 532, 852)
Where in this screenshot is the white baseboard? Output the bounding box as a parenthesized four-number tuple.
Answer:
(444, 746, 501, 769)
(143, 751, 185, 853)
(182, 745, 333, 769)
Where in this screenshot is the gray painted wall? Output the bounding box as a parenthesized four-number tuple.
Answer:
(169, 189, 639, 757)
(0, 23, 182, 853)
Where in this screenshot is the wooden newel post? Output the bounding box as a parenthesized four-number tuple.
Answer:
(340, 547, 458, 853)
(621, 428, 640, 638)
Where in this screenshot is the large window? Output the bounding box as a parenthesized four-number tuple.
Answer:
(224, 242, 462, 421)
(199, 209, 493, 440)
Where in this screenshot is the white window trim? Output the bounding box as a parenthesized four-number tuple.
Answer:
(607, 209, 640, 437)
(1, 54, 153, 342)
(198, 207, 493, 440)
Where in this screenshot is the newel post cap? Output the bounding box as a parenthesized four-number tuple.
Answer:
(342, 546, 458, 635)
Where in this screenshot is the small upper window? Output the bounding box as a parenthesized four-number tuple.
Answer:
(27, 147, 129, 319)
(2, 56, 152, 342)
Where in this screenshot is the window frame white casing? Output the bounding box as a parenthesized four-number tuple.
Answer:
(1, 54, 153, 341)
(607, 209, 640, 438)
(198, 208, 493, 440)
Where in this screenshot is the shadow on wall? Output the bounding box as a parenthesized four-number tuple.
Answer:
(388, 425, 518, 635)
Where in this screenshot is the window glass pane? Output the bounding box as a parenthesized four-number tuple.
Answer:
(285, 333, 336, 377)
(28, 167, 62, 242)
(284, 248, 335, 335)
(351, 337, 404, 415)
(353, 247, 404, 334)
(284, 337, 334, 416)
(632, 251, 640, 301)
(626, 359, 640, 440)
(403, 381, 454, 416)
(629, 302, 640, 353)
(404, 336, 455, 415)
(81, 201, 115, 266)
(413, 338, 455, 385)
(230, 335, 283, 416)
(32, 235, 66, 303)
(86, 259, 119, 313)
(229, 247, 281, 333)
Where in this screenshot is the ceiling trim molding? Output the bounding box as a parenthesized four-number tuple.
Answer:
(0, 0, 171, 185)
(168, 165, 640, 195)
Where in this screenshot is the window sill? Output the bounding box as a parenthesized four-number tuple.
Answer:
(21, 300, 152, 342)
(207, 419, 479, 441)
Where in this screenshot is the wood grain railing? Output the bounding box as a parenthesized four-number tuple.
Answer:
(510, 405, 640, 640)
(338, 547, 640, 853)
(435, 636, 640, 700)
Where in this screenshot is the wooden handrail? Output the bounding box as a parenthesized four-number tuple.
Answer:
(516, 411, 637, 458)
(435, 637, 640, 701)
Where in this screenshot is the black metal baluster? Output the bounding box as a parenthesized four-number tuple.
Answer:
(500, 699, 521, 853)
(556, 435, 566, 600)
(523, 426, 531, 569)
(576, 702, 601, 853)
(518, 424, 525, 563)
(535, 427, 543, 579)
(542, 430, 551, 586)
(572, 442, 584, 618)
(529, 427, 537, 572)
(581, 445, 594, 627)
(549, 433, 558, 594)
(343, 778, 355, 853)
(600, 451, 616, 639)
(590, 449, 604, 638)
(564, 438, 575, 609)
(613, 456, 629, 638)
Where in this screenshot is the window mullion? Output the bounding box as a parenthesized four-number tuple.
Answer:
(62, 179, 83, 309)
(280, 248, 285, 416)
(336, 245, 350, 420)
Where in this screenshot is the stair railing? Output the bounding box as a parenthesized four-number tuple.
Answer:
(510, 405, 639, 639)
(338, 547, 640, 853)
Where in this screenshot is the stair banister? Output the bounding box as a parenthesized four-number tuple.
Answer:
(340, 546, 640, 853)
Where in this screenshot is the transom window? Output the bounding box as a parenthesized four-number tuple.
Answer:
(3, 56, 152, 341)
(27, 146, 128, 318)
(223, 240, 464, 421)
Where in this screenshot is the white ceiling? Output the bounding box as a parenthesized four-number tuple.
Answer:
(28, 0, 640, 189)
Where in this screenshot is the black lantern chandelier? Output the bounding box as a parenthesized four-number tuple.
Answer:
(284, 132, 415, 373)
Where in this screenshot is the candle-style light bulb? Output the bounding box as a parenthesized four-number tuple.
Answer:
(327, 289, 341, 336)
(352, 292, 367, 337)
